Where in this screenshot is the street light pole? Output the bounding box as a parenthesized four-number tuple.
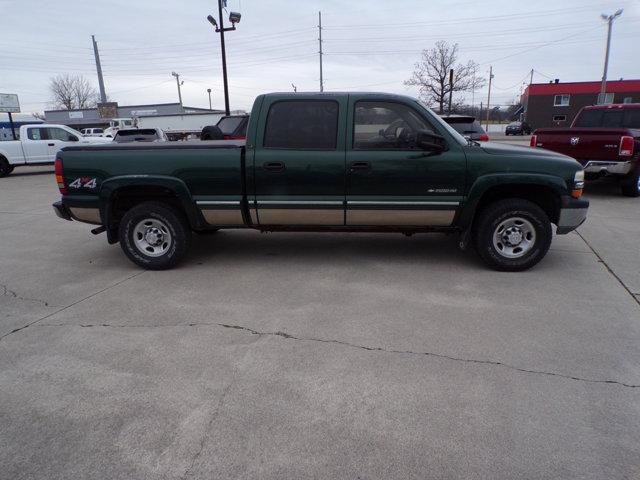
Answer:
(207, 4, 241, 116)
(171, 71, 183, 112)
(207, 88, 212, 110)
(600, 9, 623, 100)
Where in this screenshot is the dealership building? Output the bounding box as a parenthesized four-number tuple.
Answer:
(521, 79, 640, 129)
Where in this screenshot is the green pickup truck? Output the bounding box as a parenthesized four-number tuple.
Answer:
(53, 92, 588, 271)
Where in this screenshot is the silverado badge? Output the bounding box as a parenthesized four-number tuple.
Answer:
(570, 137, 580, 146)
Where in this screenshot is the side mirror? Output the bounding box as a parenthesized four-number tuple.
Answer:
(416, 130, 446, 153)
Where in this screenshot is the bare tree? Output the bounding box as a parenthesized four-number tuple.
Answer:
(31, 112, 46, 121)
(405, 41, 485, 114)
(49, 74, 99, 110)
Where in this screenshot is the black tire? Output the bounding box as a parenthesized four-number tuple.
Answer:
(0, 157, 12, 177)
(118, 201, 191, 270)
(620, 169, 640, 197)
(473, 198, 552, 272)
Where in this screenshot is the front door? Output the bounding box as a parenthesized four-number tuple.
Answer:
(45, 127, 80, 159)
(252, 96, 347, 226)
(345, 98, 466, 227)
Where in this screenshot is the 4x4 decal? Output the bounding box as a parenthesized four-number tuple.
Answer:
(68, 177, 97, 189)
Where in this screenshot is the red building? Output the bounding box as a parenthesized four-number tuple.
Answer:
(521, 79, 640, 130)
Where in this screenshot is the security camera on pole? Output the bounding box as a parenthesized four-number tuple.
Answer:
(207, 1, 242, 116)
(599, 9, 623, 104)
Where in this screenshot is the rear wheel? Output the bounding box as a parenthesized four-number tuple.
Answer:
(473, 199, 552, 271)
(118, 201, 191, 270)
(620, 169, 640, 197)
(0, 157, 13, 177)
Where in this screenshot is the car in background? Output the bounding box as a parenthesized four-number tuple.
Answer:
(441, 115, 489, 141)
(80, 128, 105, 137)
(505, 121, 532, 136)
(201, 114, 249, 140)
(532, 103, 640, 197)
(112, 128, 167, 143)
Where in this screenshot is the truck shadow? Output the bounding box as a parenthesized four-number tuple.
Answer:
(188, 230, 483, 270)
(5, 168, 54, 178)
(583, 176, 625, 197)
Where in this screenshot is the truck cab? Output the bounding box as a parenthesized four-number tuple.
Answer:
(104, 118, 134, 138)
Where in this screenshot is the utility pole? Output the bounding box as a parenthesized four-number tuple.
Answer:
(485, 66, 493, 130)
(207, 88, 212, 110)
(524, 69, 534, 123)
(318, 11, 324, 92)
(600, 9, 623, 102)
(529, 68, 534, 86)
(171, 72, 183, 112)
(447, 69, 454, 115)
(91, 35, 107, 104)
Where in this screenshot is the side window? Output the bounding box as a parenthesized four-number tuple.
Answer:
(263, 101, 338, 149)
(554, 94, 570, 106)
(47, 128, 77, 142)
(353, 101, 432, 150)
(27, 128, 46, 140)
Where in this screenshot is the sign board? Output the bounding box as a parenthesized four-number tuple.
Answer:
(97, 102, 118, 119)
(69, 111, 84, 119)
(131, 109, 158, 116)
(0, 93, 20, 113)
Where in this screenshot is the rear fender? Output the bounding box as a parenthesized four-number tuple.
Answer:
(99, 175, 202, 229)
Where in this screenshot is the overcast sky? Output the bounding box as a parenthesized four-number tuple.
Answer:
(1, 0, 638, 116)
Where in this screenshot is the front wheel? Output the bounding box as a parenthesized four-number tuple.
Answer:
(473, 199, 552, 271)
(620, 169, 640, 197)
(119, 201, 191, 270)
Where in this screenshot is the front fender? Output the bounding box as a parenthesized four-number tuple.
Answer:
(99, 175, 202, 228)
(458, 173, 568, 229)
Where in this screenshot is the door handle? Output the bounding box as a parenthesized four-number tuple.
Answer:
(48, 143, 55, 147)
(350, 161, 371, 171)
(263, 161, 285, 172)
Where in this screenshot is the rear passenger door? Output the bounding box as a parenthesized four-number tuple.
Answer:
(22, 127, 50, 164)
(252, 97, 347, 226)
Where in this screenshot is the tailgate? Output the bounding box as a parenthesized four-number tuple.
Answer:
(535, 128, 629, 163)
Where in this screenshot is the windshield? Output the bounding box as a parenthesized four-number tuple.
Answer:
(417, 101, 467, 145)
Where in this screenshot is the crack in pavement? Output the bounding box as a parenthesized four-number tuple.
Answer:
(575, 230, 640, 308)
(0, 283, 58, 308)
(33, 321, 640, 389)
(0, 272, 146, 342)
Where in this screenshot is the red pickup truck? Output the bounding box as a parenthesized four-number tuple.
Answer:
(531, 104, 640, 197)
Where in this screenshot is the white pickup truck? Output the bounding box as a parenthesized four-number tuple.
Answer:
(0, 124, 111, 177)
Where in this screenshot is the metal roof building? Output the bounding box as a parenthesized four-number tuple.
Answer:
(44, 102, 220, 129)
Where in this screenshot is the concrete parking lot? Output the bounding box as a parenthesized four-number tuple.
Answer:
(1, 162, 639, 479)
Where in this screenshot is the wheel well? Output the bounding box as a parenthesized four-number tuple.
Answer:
(474, 184, 561, 224)
(108, 186, 185, 227)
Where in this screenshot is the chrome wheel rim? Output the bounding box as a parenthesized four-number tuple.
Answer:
(133, 218, 172, 257)
(492, 217, 536, 259)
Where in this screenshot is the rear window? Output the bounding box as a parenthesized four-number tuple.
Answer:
(263, 100, 338, 149)
(574, 108, 640, 128)
(217, 116, 244, 135)
(113, 129, 160, 142)
(445, 119, 484, 135)
(93, 128, 103, 133)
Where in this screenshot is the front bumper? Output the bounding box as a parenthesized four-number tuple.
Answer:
(52, 201, 72, 221)
(556, 196, 589, 234)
